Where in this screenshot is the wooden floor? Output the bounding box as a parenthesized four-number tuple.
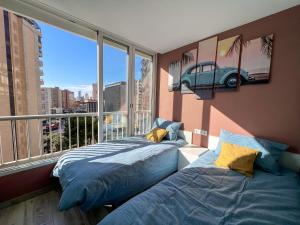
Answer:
(0, 190, 112, 225)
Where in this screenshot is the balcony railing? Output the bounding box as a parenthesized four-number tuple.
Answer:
(0, 111, 151, 166)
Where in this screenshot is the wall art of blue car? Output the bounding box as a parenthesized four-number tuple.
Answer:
(177, 61, 253, 90)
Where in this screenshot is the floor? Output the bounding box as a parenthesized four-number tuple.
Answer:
(0, 190, 112, 225)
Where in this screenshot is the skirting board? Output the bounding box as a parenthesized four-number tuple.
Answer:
(208, 135, 300, 172)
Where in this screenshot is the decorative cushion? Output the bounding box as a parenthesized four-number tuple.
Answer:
(152, 118, 182, 141)
(214, 129, 289, 175)
(145, 128, 168, 143)
(215, 142, 259, 176)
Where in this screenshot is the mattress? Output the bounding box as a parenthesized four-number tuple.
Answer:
(99, 150, 300, 225)
(53, 136, 186, 211)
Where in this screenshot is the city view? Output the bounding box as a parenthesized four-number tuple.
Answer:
(0, 9, 152, 163)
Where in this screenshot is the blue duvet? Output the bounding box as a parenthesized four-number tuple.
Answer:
(53, 136, 186, 211)
(99, 150, 300, 225)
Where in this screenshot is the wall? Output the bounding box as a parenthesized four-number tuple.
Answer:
(156, 5, 300, 153)
(0, 164, 55, 202)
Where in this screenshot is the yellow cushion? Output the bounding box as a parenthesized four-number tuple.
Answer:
(215, 142, 259, 176)
(145, 128, 168, 143)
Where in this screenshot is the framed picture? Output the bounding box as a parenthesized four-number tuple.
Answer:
(168, 60, 181, 92)
(240, 34, 274, 84)
(194, 36, 218, 99)
(180, 48, 198, 94)
(215, 35, 242, 91)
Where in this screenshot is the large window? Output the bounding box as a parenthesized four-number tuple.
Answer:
(103, 40, 129, 141)
(0, 4, 155, 166)
(134, 51, 153, 135)
(0, 7, 97, 162)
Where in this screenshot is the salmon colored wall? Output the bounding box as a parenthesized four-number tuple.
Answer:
(0, 163, 55, 202)
(156, 5, 300, 153)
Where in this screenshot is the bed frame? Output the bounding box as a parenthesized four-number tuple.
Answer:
(208, 135, 300, 172)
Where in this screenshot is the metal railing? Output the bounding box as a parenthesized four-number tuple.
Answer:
(0, 110, 152, 166)
(134, 110, 152, 136)
(0, 113, 97, 166)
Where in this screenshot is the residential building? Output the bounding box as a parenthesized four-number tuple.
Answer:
(84, 100, 97, 112)
(92, 82, 97, 100)
(41, 88, 51, 114)
(84, 92, 89, 100)
(103, 81, 127, 112)
(61, 89, 75, 110)
(40, 87, 62, 114)
(0, 9, 43, 161)
(77, 90, 82, 101)
(134, 80, 143, 111)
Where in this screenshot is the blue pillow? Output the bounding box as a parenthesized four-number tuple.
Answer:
(215, 129, 289, 175)
(152, 118, 182, 141)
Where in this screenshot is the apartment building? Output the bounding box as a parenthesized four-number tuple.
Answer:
(41, 87, 63, 114)
(0, 9, 43, 162)
(92, 82, 97, 100)
(61, 89, 75, 110)
(83, 100, 97, 113)
(103, 81, 127, 112)
(134, 58, 152, 112)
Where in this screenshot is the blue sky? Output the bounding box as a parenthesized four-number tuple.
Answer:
(39, 21, 142, 97)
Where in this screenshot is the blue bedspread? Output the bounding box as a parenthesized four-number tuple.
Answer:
(99, 150, 300, 225)
(53, 136, 186, 211)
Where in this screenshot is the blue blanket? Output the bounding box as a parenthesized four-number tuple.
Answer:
(99, 150, 300, 225)
(53, 136, 186, 211)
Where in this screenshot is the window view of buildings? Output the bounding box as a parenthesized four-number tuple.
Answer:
(0, 8, 152, 163)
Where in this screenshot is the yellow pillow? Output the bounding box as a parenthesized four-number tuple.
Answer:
(215, 142, 259, 176)
(145, 128, 168, 143)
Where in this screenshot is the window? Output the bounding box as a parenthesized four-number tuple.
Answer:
(189, 65, 200, 74)
(0, 4, 155, 165)
(202, 65, 215, 72)
(134, 51, 153, 135)
(103, 39, 129, 140)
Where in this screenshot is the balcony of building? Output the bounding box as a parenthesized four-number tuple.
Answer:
(0, 110, 152, 172)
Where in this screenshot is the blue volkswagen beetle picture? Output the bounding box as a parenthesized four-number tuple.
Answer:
(178, 61, 253, 90)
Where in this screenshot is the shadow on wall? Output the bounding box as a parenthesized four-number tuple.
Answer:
(172, 91, 182, 127)
(156, 6, 300, 153)
(199, 90, 299, 152)
(159, 63, 298, 152)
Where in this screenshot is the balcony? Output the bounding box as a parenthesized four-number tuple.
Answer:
(0, 111, 151, 171)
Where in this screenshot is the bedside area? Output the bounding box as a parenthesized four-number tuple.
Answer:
(178, 145, 208, 170)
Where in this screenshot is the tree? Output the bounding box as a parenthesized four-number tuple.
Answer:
(260, 35, 273, 58)
(182, 52, 195, 65)
(226, 35, 273, 58)
(226, 35, 244, 57)
(51, 133, 68, 152)
(62, 117, 98, 148)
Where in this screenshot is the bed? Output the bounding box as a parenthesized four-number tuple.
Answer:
(53, 135, 187, 211)
(99, 150, 300, 225)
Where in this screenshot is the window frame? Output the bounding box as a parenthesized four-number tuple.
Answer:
(0, 0, 157, 142)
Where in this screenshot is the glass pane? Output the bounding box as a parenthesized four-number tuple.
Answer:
(0, 7, 98, 162)
(103, 40, 128, 141)
(134, 52, 153, 135)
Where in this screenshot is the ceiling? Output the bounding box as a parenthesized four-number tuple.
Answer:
(34, 0, 300, 53)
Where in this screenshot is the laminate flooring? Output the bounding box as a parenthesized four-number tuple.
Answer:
(0, 190, 112, 225)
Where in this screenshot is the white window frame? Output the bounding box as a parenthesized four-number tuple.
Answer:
(0, 0, 157, 142)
